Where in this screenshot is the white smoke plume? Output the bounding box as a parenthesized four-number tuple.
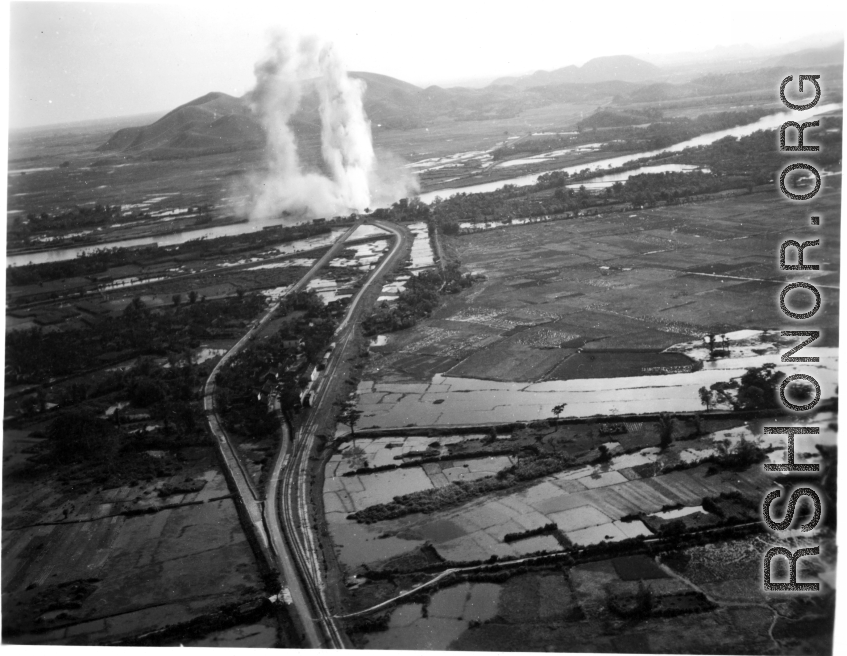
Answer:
(246, 32, 417, 221)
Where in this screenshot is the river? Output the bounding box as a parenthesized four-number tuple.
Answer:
(7, 103, 840, 268)
(418, 102, 842, 202)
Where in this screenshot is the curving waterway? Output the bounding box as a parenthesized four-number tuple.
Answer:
(418, 102, 842, 202)
(7, 103, 840, 269)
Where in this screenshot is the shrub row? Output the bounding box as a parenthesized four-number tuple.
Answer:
(350, 453, 574, 523)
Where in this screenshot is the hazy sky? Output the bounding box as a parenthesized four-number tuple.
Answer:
(7, 0, 846, 129)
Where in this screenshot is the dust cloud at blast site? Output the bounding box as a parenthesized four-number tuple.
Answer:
(244, 31, 418, 221)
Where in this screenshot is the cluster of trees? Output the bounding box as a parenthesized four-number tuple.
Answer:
(362, 264, 474, 336)
(616, 107, 769, 151)
(665, 119, 843, 179)
(429, 164, 750, 232)
(12, 203, 126, 234)
(6, 293, 267, 384)
(278, 290, 342, 364)
(41, 354, 208, 487)
(699, 363, 786, 411)
(428, 171, 723, 233)
(369, 197, 431, 223)
(215, 290, 338, 438)
(600, 170, 732, 206)
(362, 269, 442, 335)
(7, 246, 157, 287)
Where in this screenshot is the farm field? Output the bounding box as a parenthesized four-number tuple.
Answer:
(324, 414, 835, 571)
(1, 445, 272, 645)
(356, 180, 840, 429)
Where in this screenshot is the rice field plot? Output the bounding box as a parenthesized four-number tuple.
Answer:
(542, 310, 660, 341)
(495, 572, 578, 624)
(580, 327, 690, 351)
(2, 497, 262, 644)
(448, 306, 510, 325)
(611, 554, 670, 581)
(338, 452, 775, 568)
(510, 326, 577, 348)
(395, 325, 501, 360)
(397, 353, 461, 379)
(446, 342, 572, 382)
(324, 442, 516, 513)
(545, 351, 694, 380)
(442, 185, 842, 346)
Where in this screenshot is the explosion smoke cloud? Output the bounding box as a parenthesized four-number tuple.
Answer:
(247, 32, 417, 221)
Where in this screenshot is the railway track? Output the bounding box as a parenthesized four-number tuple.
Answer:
(269, 220, 408, 648)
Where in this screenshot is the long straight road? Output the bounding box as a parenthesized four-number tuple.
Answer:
(266, 220, 409, 648)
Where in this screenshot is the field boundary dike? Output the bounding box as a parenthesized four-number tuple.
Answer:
(342, 403, 837, 440)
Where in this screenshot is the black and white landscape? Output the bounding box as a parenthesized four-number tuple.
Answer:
(3, 2, 843, 652)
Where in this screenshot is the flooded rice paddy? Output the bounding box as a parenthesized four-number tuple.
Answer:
(376, 222, 436, 301)
(406, 150, 494, 172)
(326, 439, 722, 567)
(355, 347, 836, 429)
(304, 238, 390, 303)
(494, 142, 604, 168)
(325, 437, 516, 511)
(356, 331, 836, 429)
(307, 278, 352, 304)
(407, 222, 437, 271)
(330, 240, 390, 271)
(327, 328, 836, 570)
(325, 415, 833, 571)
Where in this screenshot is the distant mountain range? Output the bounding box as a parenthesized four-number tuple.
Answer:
(773, 41, 844, 68)
(490, 55, 661, 88)
(96, 45, 843, 159)
(97, 72, 435, 158)
(96, 56, 667, 158)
